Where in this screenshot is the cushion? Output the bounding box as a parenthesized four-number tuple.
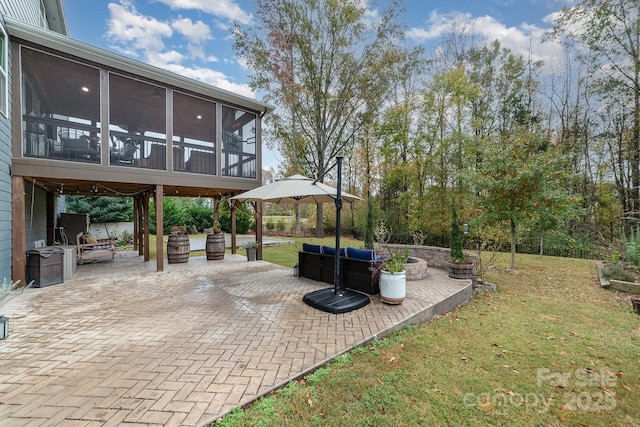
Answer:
(85, 235, 98, 244)
(302, 243, 322, 254)
(322, 246, 346, 257)
(345, 247, 376, 261)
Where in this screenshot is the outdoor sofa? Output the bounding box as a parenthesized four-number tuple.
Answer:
(298, 244, 380, 295)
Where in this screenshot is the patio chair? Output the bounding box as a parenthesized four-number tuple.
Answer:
(110, 135, 138, 164)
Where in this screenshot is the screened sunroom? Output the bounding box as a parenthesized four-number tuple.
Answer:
(20, 44, 260, 179)
(7, 16, 273, 282)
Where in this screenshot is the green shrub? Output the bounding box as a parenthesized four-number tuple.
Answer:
(186, 198, 214, 232)
(602, 263, 636, 282)
(276, 219, 286, 231)
(622, 227, 640, 267)
(266, 219, 275, 230)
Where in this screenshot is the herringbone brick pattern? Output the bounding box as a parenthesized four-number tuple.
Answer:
(0, 252, 471, 426)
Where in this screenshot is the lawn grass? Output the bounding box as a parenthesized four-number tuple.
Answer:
(214, 249, 640, 426)
(144, 234, 355, 261)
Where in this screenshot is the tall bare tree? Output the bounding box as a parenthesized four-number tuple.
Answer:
(550, 0, 640, 226)
(233, 0, 410, 236)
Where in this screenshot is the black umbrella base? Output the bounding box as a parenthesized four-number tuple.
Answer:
(303, 288, 370, 314)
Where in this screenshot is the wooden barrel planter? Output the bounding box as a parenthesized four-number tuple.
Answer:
(167, 234, 190, 264)
(445, 260, 475, 279)
(206, 233, 225, 260)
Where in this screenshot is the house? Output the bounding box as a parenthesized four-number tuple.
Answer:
(0, 1, 273, 284)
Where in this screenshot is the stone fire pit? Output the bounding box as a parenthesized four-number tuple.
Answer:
(405, 257, 427, 281)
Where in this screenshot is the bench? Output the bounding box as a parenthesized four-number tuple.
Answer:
(298, 244, 380, 295)
(76, 232, 116, 264)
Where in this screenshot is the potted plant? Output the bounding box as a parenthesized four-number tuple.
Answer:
(1, 278, 31, 340)
(445, 201, 475, 279)
(206, 219, 225, 260)
(377, 249, 409, 304)
(244, 240, 259, 261)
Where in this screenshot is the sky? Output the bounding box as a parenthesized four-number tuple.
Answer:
(60, 0, 576, 170)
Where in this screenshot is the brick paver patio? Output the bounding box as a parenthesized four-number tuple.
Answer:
(0, 251, 471, 426)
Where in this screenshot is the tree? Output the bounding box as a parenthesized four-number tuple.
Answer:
(186, 198, 214, 233)
(550, 0, 640, 226)
(233, 0, 411, 236)
(149, 197, 189, 235)
(475, 127, 578, 269)
(66, 196, 133, 223)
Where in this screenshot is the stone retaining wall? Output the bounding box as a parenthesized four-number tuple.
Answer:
(379, 244, 478, 269)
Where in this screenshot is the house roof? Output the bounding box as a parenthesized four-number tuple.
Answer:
(43, 0, 67, 35)
(4, 16, 274, 115)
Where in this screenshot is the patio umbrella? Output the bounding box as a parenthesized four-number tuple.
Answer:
(231, 161, 370, 314)
(230, 173, 361, 204)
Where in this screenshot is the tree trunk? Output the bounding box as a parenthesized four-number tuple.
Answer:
(315, 203, 324, 238)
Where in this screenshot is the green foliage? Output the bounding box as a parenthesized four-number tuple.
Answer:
(149, 197, 189, 235)
(66, 196, 133, 223)
(275, 219, 286, 231)
(233, 0, 413, 235)
(622, 227, 640, 267)
(186, 198, 214, 233)
(364, 198, 375, 248)
(475, 127, 578, 268)
(602, 263, 636, 282)
(381, 248, 409, 274)
(219, 203, 253, 234)
(118, 230, 133, 247)
(449, 201, 465, 262)
(265, 219, 275, 230)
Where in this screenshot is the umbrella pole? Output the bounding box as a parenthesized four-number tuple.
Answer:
(302, 156, 369, 313)
(334, 157, 344, 296)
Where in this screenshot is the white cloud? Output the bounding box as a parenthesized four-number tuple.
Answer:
(105, 1, 253, 98)
(154, 0, 253, 25)
(147, 50, 185, 65)
(171, 17, 212, 45)
(158, 63, 254, 98)
(407, 10, 462, 42)
(106, 2, 172, 53)
(408, 11, 564, 75)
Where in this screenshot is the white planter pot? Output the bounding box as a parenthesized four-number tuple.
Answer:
(379, 270, 406, 304)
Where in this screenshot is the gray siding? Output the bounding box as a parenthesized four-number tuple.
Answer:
(0, 1, 65, 281)
(0, 115, 10, 281)
(0, 0, 45, 28)
(0, 18, 10, 281)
